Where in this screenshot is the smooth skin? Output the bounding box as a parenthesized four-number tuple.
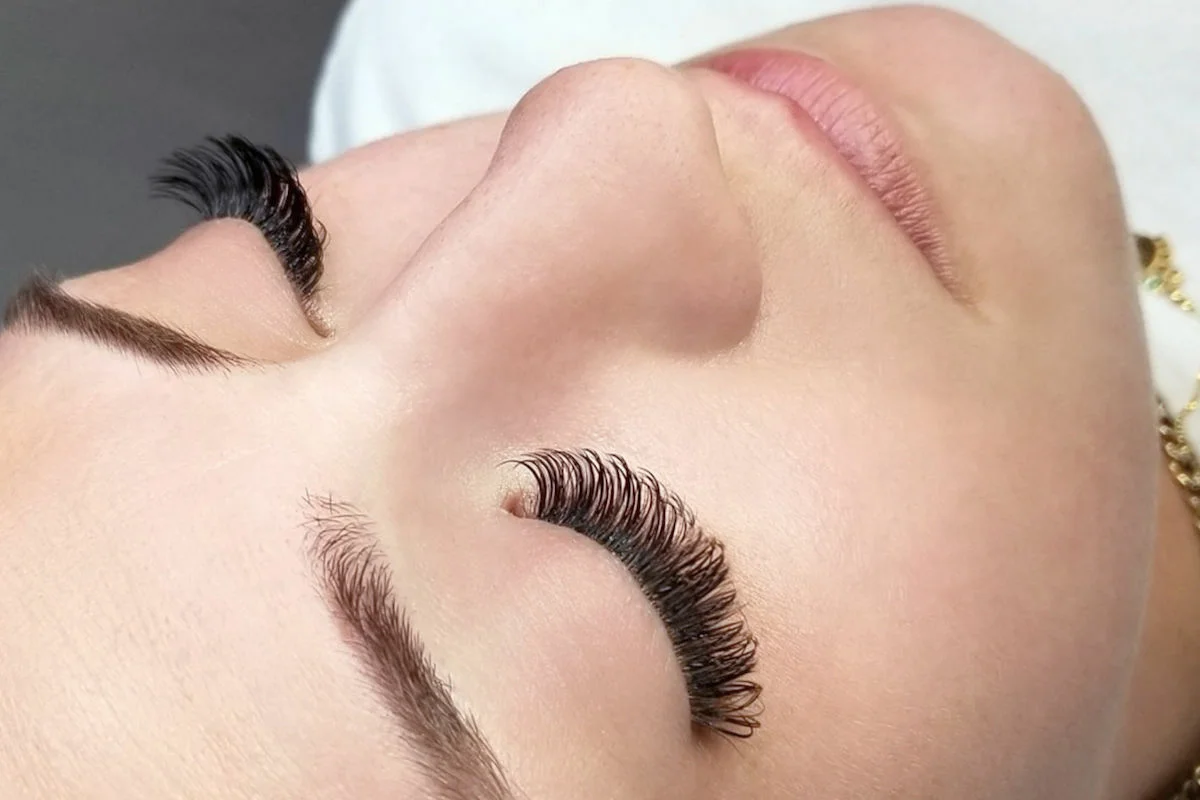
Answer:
(1, 6, 1196, 799)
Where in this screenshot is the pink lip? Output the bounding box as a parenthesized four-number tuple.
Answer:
(697, 49, 949, 281)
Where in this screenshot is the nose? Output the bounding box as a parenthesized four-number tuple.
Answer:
(353, 59, 762, 378)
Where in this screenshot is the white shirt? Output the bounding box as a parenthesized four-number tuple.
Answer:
(309, 0, 1200, 435)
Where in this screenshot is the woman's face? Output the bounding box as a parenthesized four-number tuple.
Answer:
(0, 7, 1156, 799)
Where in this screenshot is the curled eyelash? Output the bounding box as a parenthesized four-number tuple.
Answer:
(149, 134, 326, 309)
(508, 448, 762, 738)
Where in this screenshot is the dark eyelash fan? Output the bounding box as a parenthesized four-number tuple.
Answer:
(150, 135, 327, 317)
(509, 448, 762, 738)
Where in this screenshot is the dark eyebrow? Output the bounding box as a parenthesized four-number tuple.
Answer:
(1, 274, 255, 373)
(302, 493, 515, 800)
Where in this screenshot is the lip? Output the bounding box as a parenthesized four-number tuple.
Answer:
(695, 48, 951, 286)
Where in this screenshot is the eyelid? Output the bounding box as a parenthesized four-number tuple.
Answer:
(150, 135, 331, 336)
(2, 274, 257, 374)
(302, 493, 516, 798)
(506, 448, 762, 739)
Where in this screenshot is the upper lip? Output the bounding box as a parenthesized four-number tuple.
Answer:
(693, 48, 956, 294)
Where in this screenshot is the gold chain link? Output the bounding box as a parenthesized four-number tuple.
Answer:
(1138, 234, 1200, 799)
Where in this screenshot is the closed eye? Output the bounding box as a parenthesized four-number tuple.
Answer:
(150, 135, 331, 335)
(507, 448, 763, 739)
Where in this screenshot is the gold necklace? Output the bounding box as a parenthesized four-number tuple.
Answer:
(1142, 235, 1200, 536)
(1138, 233, 1200, 799)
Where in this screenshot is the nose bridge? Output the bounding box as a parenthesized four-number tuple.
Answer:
(357, 59, 762, 376)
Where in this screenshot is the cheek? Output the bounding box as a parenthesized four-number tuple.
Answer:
(562, 355, 1151, 796)
(746, 406, 1149, 796)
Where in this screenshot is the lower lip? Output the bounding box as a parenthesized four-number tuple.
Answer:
(696, 49, 947, 277)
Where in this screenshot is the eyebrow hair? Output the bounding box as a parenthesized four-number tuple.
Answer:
(302, 493, 515, 800)
(1, 274, 254, 373)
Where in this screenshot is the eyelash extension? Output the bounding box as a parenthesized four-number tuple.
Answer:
(508, 449, 762, 739)
(149, 134, 327, 317)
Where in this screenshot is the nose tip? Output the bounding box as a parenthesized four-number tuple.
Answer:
(361, 58, 762, 369)
(485, 58, 761, 349)
(494, 58, 718, 183)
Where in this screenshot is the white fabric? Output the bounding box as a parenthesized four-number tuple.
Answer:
(309, 0, 1200, 435)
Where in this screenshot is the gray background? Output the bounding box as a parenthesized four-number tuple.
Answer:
(0, 0, 347, 304)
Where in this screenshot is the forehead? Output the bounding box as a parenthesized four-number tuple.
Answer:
(0, 354, 425, 795)
(0, 502, 422, 798)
